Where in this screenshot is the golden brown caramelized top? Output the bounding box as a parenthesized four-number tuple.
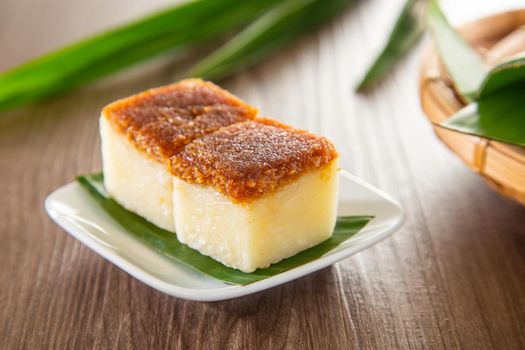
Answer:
(102, 79, 257, 162)
(170, 118, 338, 202)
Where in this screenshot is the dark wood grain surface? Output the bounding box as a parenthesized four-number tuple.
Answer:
(1, 0, 524, 349)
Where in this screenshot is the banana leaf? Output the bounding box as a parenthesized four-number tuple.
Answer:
(188, 0, 358, 80)
(356, 0, 427, 92)
(77, 173, 373, 285)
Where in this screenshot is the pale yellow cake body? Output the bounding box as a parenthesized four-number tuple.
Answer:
(172, 160, 339, 272)
(100, 117, 175, 231)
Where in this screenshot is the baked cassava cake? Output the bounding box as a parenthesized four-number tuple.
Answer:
(170, 118, 339, 272)
(100, 79, 257, 231)
(100, 80, 339, 272)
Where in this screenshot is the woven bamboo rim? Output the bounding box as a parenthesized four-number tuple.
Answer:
(419, 9, 525, 206)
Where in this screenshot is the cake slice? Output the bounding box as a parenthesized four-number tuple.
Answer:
(170, 119, 339, 272)
(100, 79, 257, 231)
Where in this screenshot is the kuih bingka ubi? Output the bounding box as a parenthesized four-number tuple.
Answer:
(100, 79, 339, 272)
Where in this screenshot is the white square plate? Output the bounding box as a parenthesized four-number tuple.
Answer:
(45, 171, 404, 301)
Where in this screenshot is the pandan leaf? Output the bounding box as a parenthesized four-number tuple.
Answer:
(356, 0, 427, 92)
(0, 0, 281, 111)
(442, 57, 525, 147)
(188, 0, 358, 80)
(427, 0, 488, 101)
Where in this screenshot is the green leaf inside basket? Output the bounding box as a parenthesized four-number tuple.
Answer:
(427, 0, 488, 101)
(77, 173, 373, 285)
(442, 57, 525, 147)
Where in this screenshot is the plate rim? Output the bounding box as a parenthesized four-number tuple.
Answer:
(45, 171, 405, 302)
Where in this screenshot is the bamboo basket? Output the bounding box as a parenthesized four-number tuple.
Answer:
(419, 9, 525, 206)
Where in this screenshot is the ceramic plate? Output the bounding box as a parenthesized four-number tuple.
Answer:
(45, 171, 404, 301)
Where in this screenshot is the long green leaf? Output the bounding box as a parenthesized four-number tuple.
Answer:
(427, 0, 487, 101)
(356, 0, 427, 92)
(442, 57, 525, 147)
(188, 0, 358, 80)
(77, 173, 373, 285)
(0, 0, 281, 111)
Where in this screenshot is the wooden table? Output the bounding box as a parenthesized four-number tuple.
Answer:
(1, 0, 524, 348)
